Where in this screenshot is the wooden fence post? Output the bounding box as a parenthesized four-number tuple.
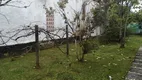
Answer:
(35, 25, 40, 69)
(66, 24, 69, 56)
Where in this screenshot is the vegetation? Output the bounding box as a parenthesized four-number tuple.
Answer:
(93, 0, 139, 48)
(76, 39, 99, 62)
(1, 0, 142, 80)
(0, 35, 141, 80)
(57, 0, 97, 61)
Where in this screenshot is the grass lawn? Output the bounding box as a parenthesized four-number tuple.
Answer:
(0, 35, 142, 80)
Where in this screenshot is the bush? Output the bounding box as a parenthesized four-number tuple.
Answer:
(75, 38, 99, 62)
(126, 28, 134, 36)
(81, 39, 99, 54)
(99, 26, 120, 44)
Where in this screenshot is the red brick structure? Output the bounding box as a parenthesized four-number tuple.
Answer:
(46, 7, 54, 32)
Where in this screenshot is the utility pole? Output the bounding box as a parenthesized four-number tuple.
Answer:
(35, 25, 40, 69)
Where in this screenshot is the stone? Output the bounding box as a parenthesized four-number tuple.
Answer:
(130, 68, 142, 74)
(125, 47, 142, 80)
(133, 63, 142, 68)
(134, 59, 142, 63)
(135, 56, 142, 60)
(126, 72, 142, 80)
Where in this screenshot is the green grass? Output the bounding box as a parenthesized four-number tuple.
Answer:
(0, 35, 142, 80)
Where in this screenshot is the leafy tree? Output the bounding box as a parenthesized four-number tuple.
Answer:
(118, 0, 138, 48)
(92, 0, 139, 48)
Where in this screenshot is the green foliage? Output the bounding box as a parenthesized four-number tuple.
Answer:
(76, 39, 99, 62)
(98, 2, 121, 43)
(100, 27, 120, 44)
(129, 10, 142, 23)
(126, 28, 134, 35)
(81, 39, 99, 54)
(93, 8, 105, 26)
(93, 0, 140, 44)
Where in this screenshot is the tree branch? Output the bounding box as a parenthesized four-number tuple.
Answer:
(0, 13, 10, 24)
(0, 0, 12, 6)
(6, 2, 32, 8)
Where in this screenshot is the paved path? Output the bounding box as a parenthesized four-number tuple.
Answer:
(125, 47, 142, 80)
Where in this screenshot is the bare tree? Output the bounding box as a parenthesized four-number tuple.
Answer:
(56, 0, 97, 61)
(5, 23, 67, 53)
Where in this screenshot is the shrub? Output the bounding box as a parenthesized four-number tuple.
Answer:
(76, 38, 99, 62)
(81, 39, 99, 54)
(99, 26, 120, 44)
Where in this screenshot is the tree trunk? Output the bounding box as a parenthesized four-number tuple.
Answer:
(120, 37, 125, 48)
(120, 0, 125, 48)
(121, 1, 130, 48)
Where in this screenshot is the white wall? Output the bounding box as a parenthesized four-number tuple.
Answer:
(0, 0, 97, 45)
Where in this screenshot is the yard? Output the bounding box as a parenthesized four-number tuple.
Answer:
(0, 35, 142, 80)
